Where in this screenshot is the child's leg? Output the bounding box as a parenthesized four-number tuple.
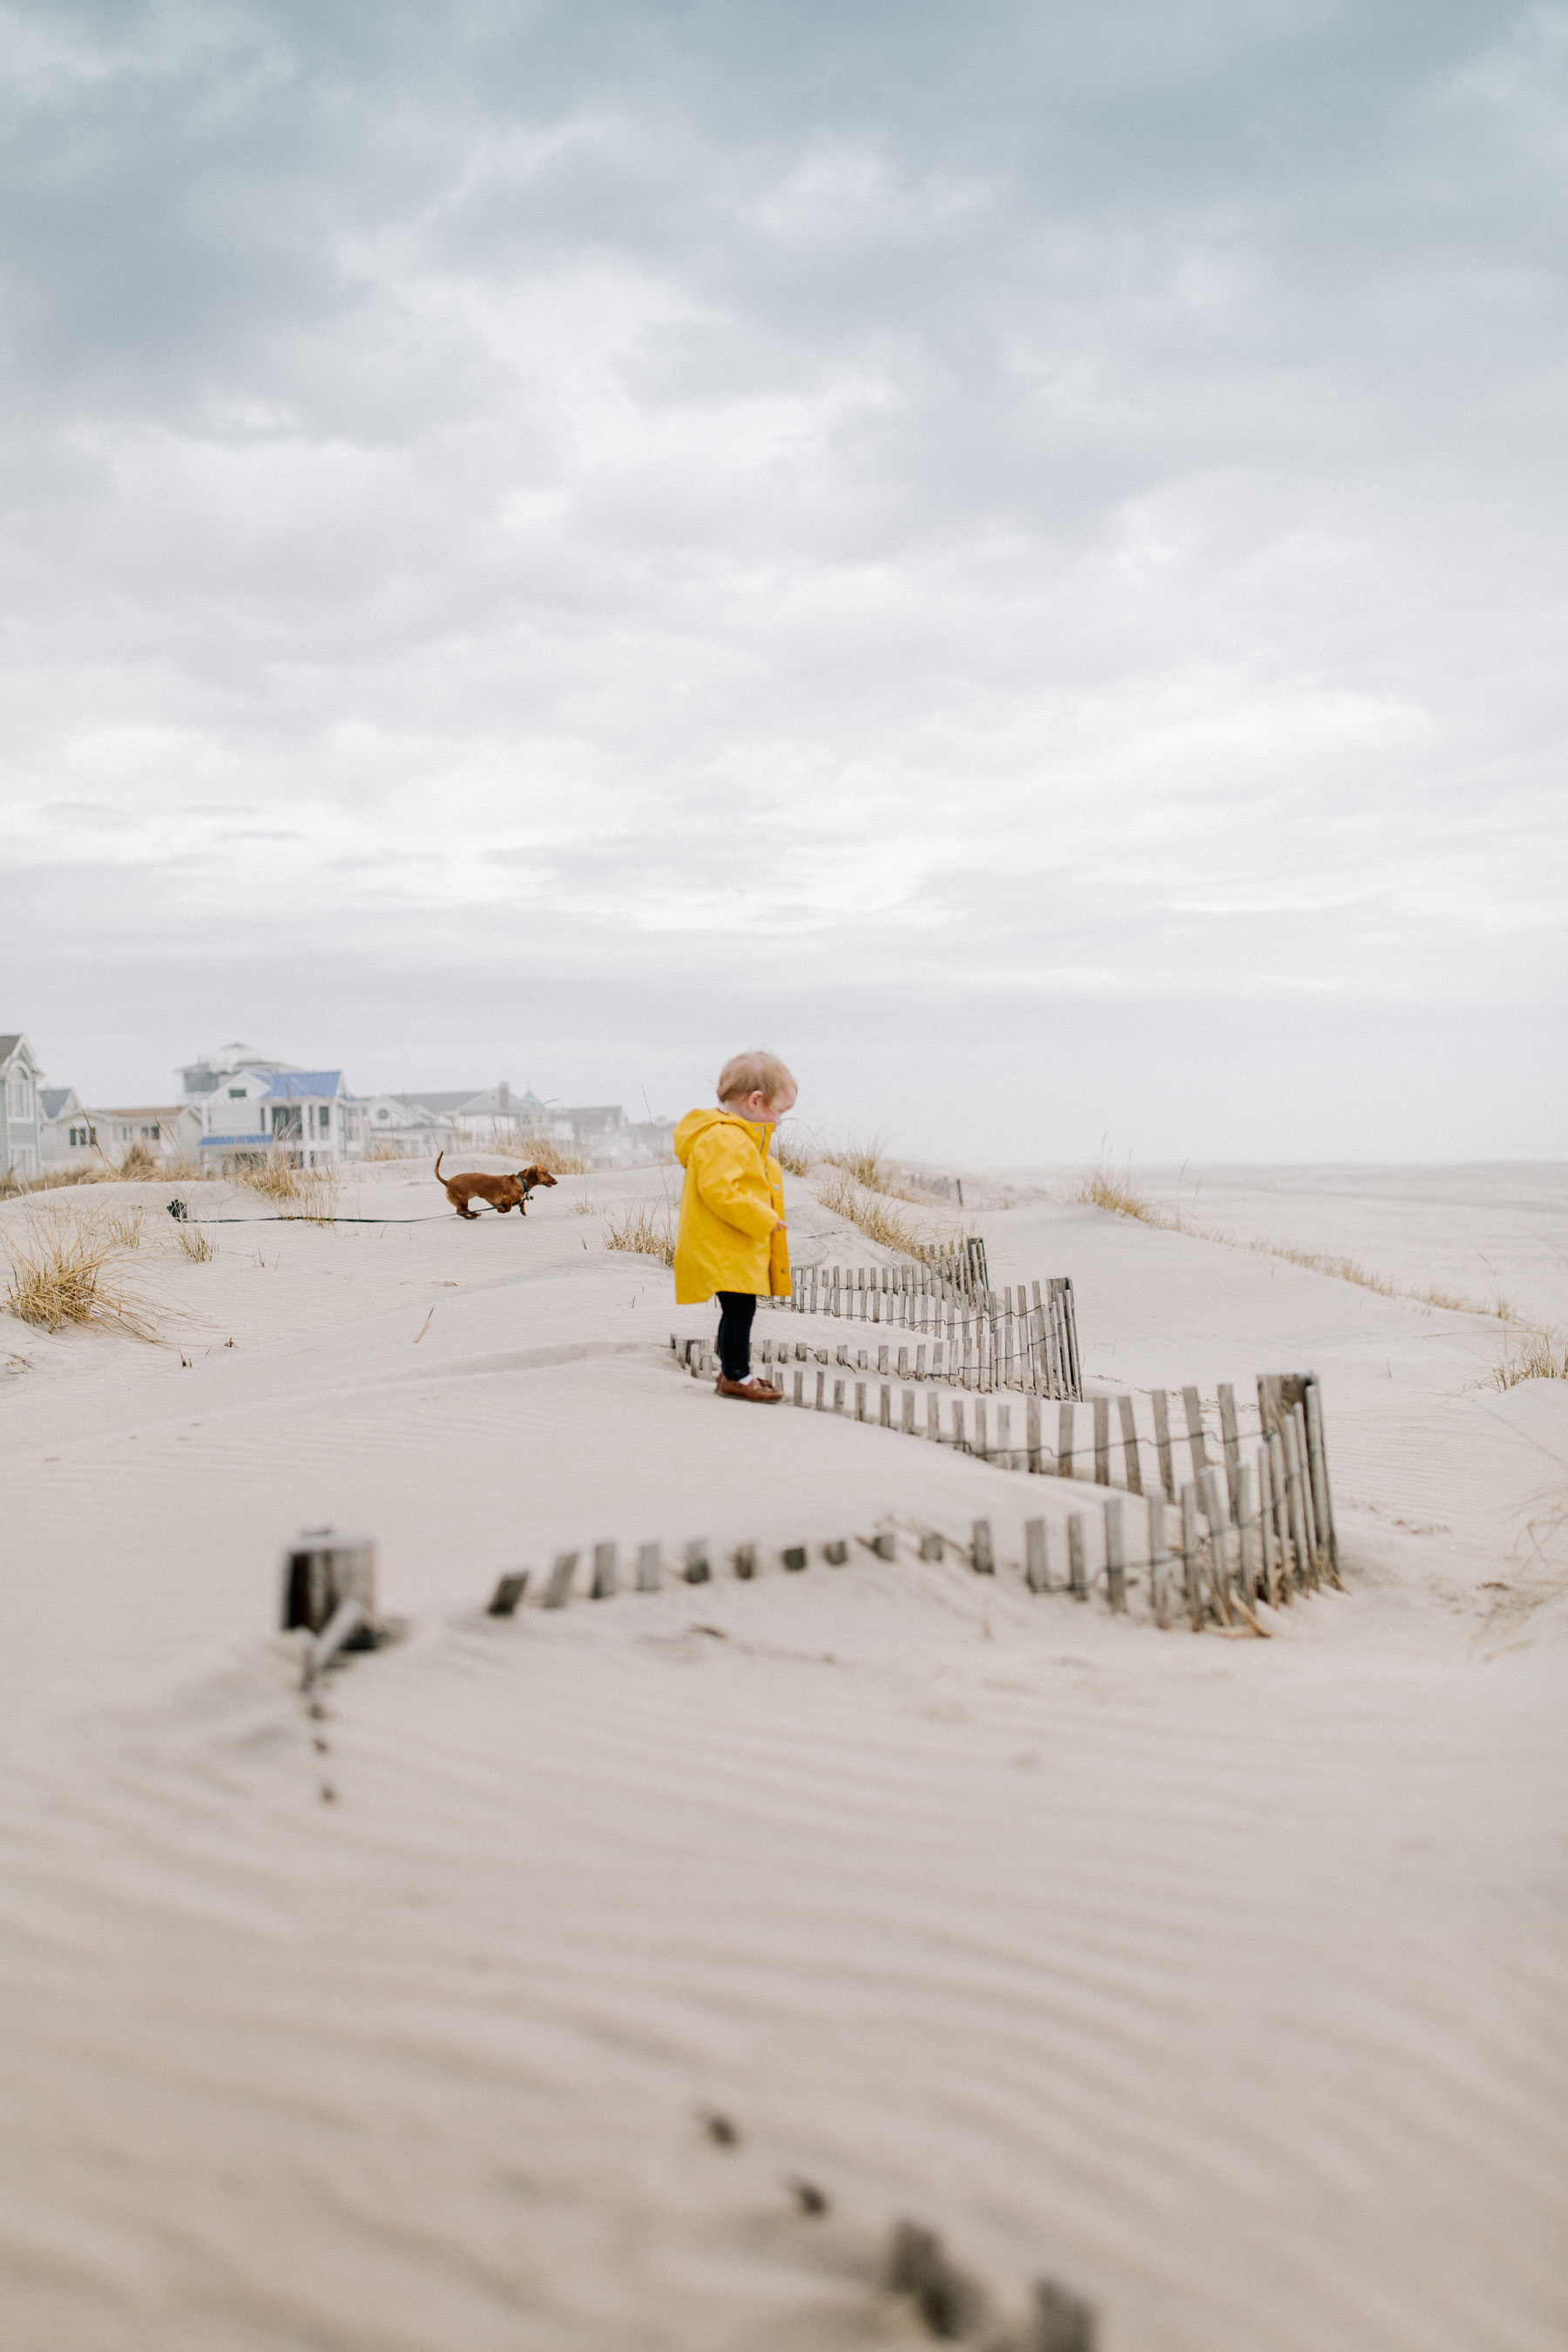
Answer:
(714, 1291, 757, 1382)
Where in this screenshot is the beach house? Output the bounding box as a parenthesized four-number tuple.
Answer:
(0, 1034, 45, 1178)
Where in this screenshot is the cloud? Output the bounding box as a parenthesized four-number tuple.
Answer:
(0, 0, 1565, 1152)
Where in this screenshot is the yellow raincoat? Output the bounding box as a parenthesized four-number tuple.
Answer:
(672, 1108, 790, 1305)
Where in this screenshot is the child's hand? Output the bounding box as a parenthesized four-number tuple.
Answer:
(774, 1217, 787, 1232)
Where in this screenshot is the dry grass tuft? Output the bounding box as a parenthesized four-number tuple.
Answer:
(517, 1127, 591, 1176)
(603, 1202, 676, 1267)
(293, 1166, 340, 1226)
(1071, 1166, 1158, 1222)
(178, 1228, 218, 1261)
(774, 1125, 814, 1177)
(1, 1163, 110, 1200)
(1494, 1332, 1568, 1389)
(101, 1205, 145, 1250)
(117, 1142, 160, 1181)
(3, 1214, 158, 1341)
(812, 1165, 931, 1256)
(821, 1136, 891, 1191)
(237, 1152, 300, 1200)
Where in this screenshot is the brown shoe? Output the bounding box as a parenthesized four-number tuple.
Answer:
(715, 1375, 782, 1402)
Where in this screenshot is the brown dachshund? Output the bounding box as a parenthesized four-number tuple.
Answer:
(435, 1152, 558, 1221)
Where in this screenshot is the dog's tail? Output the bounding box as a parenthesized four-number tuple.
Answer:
(434, 1151, 444, 1184)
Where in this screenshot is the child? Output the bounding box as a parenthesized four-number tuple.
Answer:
(672, 1051, 796, 1401)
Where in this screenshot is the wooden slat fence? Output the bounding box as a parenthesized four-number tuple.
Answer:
(786, 1260, 1081, 1402)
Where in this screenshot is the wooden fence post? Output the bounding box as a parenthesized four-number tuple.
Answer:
(1104, 1495, 1126, 1612)
(1304, 1380, 1342, 1584)
(1147, 1493, 1170, 1628)
(1068, 1513, 1087, 1600)
(591, 1541, 617, 1600)
(1152, 1389, 1175, 1500)
(1179, 1486, 1203, 1630)
(1118, 1394, 1143, 1495)
(972, 1518, 995, 1574)
(1025, 1517, 1049, 1592)
(1218, 1383, 1242, 1518)
(544, 1551, 578, 1609)
(637, 1542, 661, 1592)
(1182, 1387, 1209, 1481)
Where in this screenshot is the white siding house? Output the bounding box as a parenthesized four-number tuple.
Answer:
(0, 1034, 45, 1179)
(196, 1067, 355, 1169)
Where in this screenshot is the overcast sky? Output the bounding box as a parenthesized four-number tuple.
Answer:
(2, 1, 1565, 1162)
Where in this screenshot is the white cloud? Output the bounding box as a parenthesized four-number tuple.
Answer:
(0, 0, 1564, 1153)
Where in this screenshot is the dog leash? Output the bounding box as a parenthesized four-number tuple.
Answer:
(165, 1198, 503, 1227)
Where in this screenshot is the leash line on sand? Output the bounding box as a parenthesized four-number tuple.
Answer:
(164, 1200, 493, 1227)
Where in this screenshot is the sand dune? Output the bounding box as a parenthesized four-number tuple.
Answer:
(1, 1159, 1565, 2349)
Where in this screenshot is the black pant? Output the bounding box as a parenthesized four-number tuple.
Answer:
(715, 1291, 757, 1382)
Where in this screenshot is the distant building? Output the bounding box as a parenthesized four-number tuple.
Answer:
(179, 1043, 302, 1098)
(86, 1105, 203, 1170)
(388, 1084, 552, 1150)
(196, 1067, 355, 1171)
(0, 1034, 45, 1178)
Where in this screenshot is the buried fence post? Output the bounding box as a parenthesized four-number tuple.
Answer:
(637, 1542, 662, 1592)
(1027, 1395, 1042, 1474)
(685, 1539, 711, 1585)
(1093, 1396, 1111, 1486)
(1067, 1513, 1088, 1601)
(1031, 2276, 1098, 2352)
(1024, 1517, 1050, 1592)
(971, 1518, 995, 1575)
(591, 1542, 617, 1600)
(1104, 1493, 1126, 1612)
(1058, 1402, 1075, 1479)
(281, 1531, 376, 1635)
(902, 1389, 917, 1436)
(733, 1542, 757, 1580)
(487, 1570, 529, 1618)
(544, 1551, 578, 1609)
(927, 1391, 941, 1442)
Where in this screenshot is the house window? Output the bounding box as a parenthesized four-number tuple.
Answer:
(228, 1087, 246, 1099)
(320, 1105, 330, 1133)
(142, 1125, 160, 1142)
(376, 1107, 389, 1121)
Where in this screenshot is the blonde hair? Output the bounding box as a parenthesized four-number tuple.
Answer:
(717, 1049, 796, 1105)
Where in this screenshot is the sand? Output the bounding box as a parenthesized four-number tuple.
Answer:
(1, 1157, 1565, 2349)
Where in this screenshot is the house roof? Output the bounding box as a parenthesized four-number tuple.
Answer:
(198, 1133, 275, 1149)
(391, 1086, 546, 1116)
(90, 1105, 188, 1120)
(265, 1071, 345, 1100)
(39, 1089, 77, 1119)
(0, 1033, 35, 1066)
